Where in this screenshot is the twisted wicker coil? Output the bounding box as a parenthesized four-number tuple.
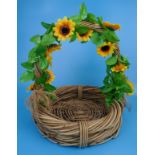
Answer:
(28, 86, 124, 147)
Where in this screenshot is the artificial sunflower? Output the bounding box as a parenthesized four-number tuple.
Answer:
(46, 70, 55, 84)
(46, 55, 52, 65)
(111, 63, 127, 72)
(45, 44, 60, 65)
(97, 42, 116, 57)
(27, 83, 35, 91)
(126, 80, 134, 95)
(77, 30, 93, 42)
(53, 17, 75, 41)
(46, 44, 61, 55)
(103, 21, 121, 30)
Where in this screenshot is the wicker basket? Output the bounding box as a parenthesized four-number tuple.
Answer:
(27, 21, 125, 147)
(28, 86, 124, 147)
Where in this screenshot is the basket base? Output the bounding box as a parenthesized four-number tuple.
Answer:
(51, 98, 105, 122)
(29, 86, 123, 147)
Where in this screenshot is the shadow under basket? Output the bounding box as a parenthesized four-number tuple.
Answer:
(28, 86, 124, 147)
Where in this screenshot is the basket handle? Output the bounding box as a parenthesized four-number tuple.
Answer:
(34, 21, 121, 89)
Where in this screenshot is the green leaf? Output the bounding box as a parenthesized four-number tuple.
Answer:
(41, 32, 56, 46)
(36, 46, 47, 56)
(105, 95, 113, 107)
(76, 26, 89, 35)
(30, 35, 41, 44)
(39, 57, 48, 70)
(114, 92, 124, 101)
(103, 75, 113, 85)
(119, 83, 132, 93)
(103, 29, 120, 42)
(101, 86, 115, 93)
(20, 71, 35, 82)
(70, 32, 76, 42)
(49, 94, 57, 101)
(106, 56, 118, 66)
(91, 32, 103, 46)
(120, 55, 130, 67)
(41, 22, 51, 29)
(28, 47, 38, 63)
(97, 16, 104, 27)
(28, 46, 46, 63)
(44, 84, 56, 92)
(45, 23, 55, 34)
(86, 13, 97, 23)
(112, 73, 128, 87)
(80, 3, 87, 20)
(35, 72, 48, 84)
(70, 15, 81, 24)
(21, 61, 34, 70)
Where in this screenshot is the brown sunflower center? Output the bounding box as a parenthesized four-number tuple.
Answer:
(79, 32, 88, 37)
(61, 26, 70, 35)
(101, 45, 110, 52)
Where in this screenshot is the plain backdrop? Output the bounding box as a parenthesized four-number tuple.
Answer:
(17, 0, 137, 155)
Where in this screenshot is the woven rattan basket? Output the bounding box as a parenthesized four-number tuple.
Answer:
(28, 86, 124, 147)
(27, 21, 125, 147)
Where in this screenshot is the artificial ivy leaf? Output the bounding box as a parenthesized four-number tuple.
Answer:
(76, 26, 89, 35)
(114, 91, 124, 101)
(39, 57, 48, 70)
(70, 32, 76, 42)
(44, 84, 56, 92)
(106, 65, 111, 75)
(103, 75, 113, 85)
(91, 32, 103, 46)
(97, 16, 104, 27)
(105, 95, 113, 107)
(41, 32, 56, 46)
(103, 29, 120, 42)
(101, 86, 115, 93)
(80, 3, 87, 20)
(20, 71, 35, 82)
(45, 23, 55, 34)
(30, 35, 41, 44)
(21, 61, 34, 70)
(113, 72, 127, 86)
(36, 45, 47, 56)
(41, 22, 51, 29)
(106, 55, 118, 66)
(120, 55, 130, 67)
(86, 13, 97, 23)
(119, 83, 132, 93)
(49, 94, 57, 101)
(35, 72, 48, 84)
(28, 47, 38, 63)
(70, 15, 81, 24)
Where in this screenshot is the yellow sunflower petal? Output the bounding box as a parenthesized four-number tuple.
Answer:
(46, 55, 52, 65)
(126, 80, 134, 95)
(103, 21, 121, 30)
(77, 30, 93, 42)
(27, 83, 35, 91)
(97, 42, 116, 57)
(46, 44, 61, 55)
(46, 70, 55, 84)
(111, 63, 127, 72)
(53, 17, 75, 41)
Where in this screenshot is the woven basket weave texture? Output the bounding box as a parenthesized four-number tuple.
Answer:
(29, 86, 123, 147)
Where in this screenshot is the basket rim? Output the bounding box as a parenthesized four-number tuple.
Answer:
(29, 85, 124, 123)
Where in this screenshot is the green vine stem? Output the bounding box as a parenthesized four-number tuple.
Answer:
(34, 62, 42, 78)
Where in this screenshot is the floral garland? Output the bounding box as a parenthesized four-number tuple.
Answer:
(20, 3, 134, 107)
